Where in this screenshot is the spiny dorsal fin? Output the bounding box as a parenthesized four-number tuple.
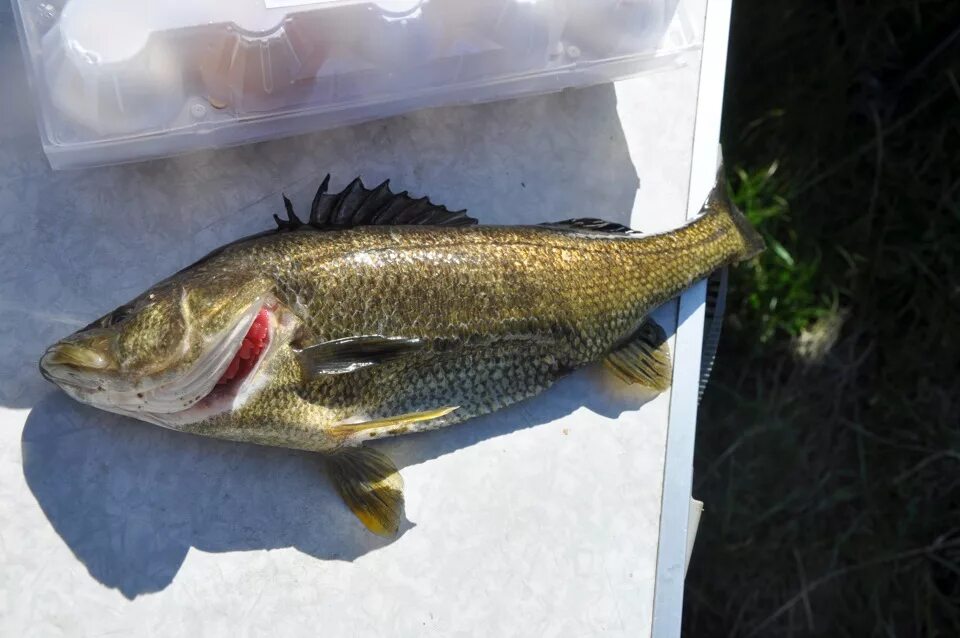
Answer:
(540, 218, 639, 234)
(273, 194, 305, 230)
(275, 176, 478, 231)
(604, 317, 672, 392)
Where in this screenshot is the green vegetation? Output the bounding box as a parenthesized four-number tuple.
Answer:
(685, 2, 960, 635)
(727, 164, 835, 346)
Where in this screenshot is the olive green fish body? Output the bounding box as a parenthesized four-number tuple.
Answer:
(40, 176, 763, 535)
(183, 192, 756, 451)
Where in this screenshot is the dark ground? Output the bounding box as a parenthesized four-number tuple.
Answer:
(684, 2, 960, 636)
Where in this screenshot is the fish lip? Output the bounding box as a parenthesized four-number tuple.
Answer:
(38, 353, 55, 383)
(39, 347, 105, 390)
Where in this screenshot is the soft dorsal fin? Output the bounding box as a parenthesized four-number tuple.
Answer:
(540, 218, 639, 234)
(274, 176, 478, 231)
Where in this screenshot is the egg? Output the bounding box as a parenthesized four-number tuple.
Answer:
(199, 15, 330, 114)
(42, 0, 184, 135)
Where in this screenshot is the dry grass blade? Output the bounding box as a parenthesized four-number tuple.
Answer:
(746, 540, 960, 636)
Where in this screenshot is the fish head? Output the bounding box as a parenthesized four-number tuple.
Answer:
(40, 266, 280, 426)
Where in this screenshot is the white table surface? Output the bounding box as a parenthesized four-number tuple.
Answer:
(0, 0, 725, 635)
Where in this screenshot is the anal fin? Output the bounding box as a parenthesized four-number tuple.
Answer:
(604, 318, 673, 392)
(328, 446, 404, 536)
(331, 406, 459, 442)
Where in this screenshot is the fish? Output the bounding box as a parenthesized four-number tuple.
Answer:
(39, 175, 764, 536)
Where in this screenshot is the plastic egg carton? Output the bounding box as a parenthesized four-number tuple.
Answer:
(13, 0, 701, 169)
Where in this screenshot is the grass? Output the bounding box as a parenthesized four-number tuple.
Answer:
(683, 1, 960, 636)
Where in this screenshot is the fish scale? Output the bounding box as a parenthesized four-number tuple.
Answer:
(191, 214, 753, 451)
(40, 176, 763, 535)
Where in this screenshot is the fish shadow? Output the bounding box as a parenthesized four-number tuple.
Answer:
(21, 361, 658, 599)
(21, 393, 402, 599)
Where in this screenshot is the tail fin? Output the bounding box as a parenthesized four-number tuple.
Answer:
(703, 171, 765, 261)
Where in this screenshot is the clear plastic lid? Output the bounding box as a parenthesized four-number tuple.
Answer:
(13, 0, 701, 168)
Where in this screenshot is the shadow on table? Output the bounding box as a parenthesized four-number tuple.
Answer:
(22, 362, 658, 599)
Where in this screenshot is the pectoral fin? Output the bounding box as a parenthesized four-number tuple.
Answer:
(297, 335, 424, 377)
(331, 406, 459, 442)
(604, 318, 673, 392)
(328, 446, 405, 536)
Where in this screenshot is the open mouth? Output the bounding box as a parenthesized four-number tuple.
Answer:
(196, 306, 272, 407)
(146, 302, 276, 428)
(213, 306, 271, 392)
